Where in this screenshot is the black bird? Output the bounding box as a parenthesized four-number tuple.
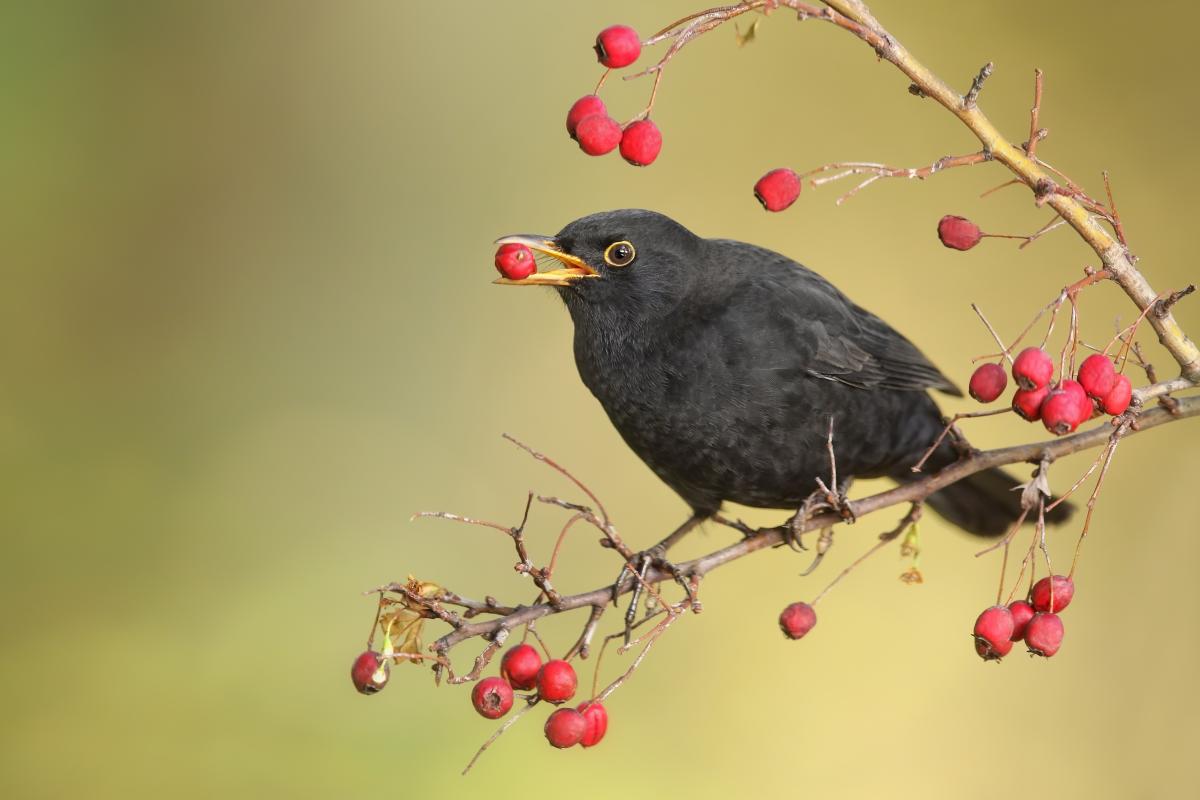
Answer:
(496, 209, 1068, 555)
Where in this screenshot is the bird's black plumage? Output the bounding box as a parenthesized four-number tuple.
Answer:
(500, 209, 1068, 537)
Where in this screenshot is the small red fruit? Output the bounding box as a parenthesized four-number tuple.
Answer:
(1008, 600, 1035, 641)
(969, 362, 1008, 403)
(1012, 384, 1050, 421)
(1101, 373, 1132, 416)
(566, 95, 607, 140)
(1012, 347, 1054, 391)
(350, 650, 390, 695)
(536, 659, 578, 704)
(577, 701, 609, 747)
(754, 168, 801, 212)
(1040, 380, 1092, 435)
(471, 676, 514, 720)
(574, 114, 622, 156)
(1031, 575, 1075, 613)
(1077, 353, 1117, 399)
(619, 119, 662, 166)
(494, 243, 536, 281)
(544, 708, 587, 749)
(973, 605, 1015, 661)
(779, 601, 817, 640)
(937, 215, 982, 251)
(500, 643, 542, 691)
(1025, 612, 1065, 657)
(594, 25, 641, 69)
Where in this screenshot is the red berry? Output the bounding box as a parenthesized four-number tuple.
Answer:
(574, 114, 622, 156)
(594, 25, 641, 69)
(1012, 384, 1050, 421)
(1008, 600, 1035, 641)
(471, 677, 514, 719)
(544, 707, 587, 748)
(1025, 612, 1065, 657)
(973, 605, 1015, 661)
(536, 659, 578, 704)
(754, 168, 801, 212)
(1077, 353, 1117, 399)
(566, 95, 607, 140)
(1031, 575, 1075, 613)
(1101, 373, 1132, 415)
(1041, 380, 1092, 435)
(494, 243, 536, 281)
(350, 650, 390, 695)
(577, 701, 609, 747)
(778, 601, 817, 640)
(619, 119, 662, 166)
(937, 215, 983, 251)
(968, 362, 1008, 403)
(500, 643, 542, 691)
(1012, 347, 1054, 391)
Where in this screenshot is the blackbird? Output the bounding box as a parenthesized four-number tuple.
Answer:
(495, 209, 1069, 553)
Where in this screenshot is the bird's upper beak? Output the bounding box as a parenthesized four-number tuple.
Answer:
(492, 234, 599, 286)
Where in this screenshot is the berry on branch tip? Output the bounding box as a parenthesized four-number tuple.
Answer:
(619, 119, 662, 166)
(754, 169, 801, 212)
(1077, 353, 1117, 400)
(544, 708, 587, 749)
(471, 676, 514, 720)
(500, 643, 542, 691)
(495, 243, 536, 281)
(536, 659, 578, 704)
(1025, 612, 1065, 657)
(779, 601, 817, 640)
(566, 95, 607, 140)
(969, 362, 1008, 403)
(594, 25, 641, 69)
(973, 605, 1015, 661)
(575, 114, 622, 156)
(350, 650, 390, 695)
(1012, 346, 1054, 391)
(937, 215, 982, 251)
(1031, 575, 1075, 613)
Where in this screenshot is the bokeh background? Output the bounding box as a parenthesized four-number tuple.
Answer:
(3, 1, 1197, 797)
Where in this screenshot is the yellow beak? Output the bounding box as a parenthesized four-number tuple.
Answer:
(493, 235, 598, 286)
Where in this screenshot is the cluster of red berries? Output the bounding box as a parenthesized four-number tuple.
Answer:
(495, 242, 536, 281)
(480, 643, 609, 749)
(969, 349, 1132, 435)
(565, 26, 662, 166)
(973, 574, 1075, 660)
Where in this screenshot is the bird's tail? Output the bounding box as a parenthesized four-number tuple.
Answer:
(892, 453, 1074, 537)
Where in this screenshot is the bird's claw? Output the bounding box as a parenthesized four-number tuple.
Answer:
(613, 546, 694, 644)
(799, 526, 835, 576)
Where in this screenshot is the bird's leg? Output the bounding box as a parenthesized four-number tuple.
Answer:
(785, 477, 855, 552)
(611, 513, 708, 641)
(711, 512, 763, 540)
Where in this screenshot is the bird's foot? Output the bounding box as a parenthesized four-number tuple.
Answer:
(711, 513, 763, 540)
(799, 526, 835, 576)
(611, 545, 695, 643)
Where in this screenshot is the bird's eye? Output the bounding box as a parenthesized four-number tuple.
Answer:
(604, 240, 636, 268)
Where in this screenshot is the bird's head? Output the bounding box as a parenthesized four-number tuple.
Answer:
(494, 209, 704, 323)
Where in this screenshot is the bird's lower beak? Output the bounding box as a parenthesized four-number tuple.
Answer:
(492, 234, 598, 286)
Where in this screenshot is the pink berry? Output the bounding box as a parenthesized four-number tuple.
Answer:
(754, 168, 801, 212)
(544, 708, 587, 749)
(778, 601, 817, 640)
(1008, 600, 1035, 641)
(1025, 612, 1065, 657)
(1012, 347, 1054, 391)
(973, 605, 1015, 661)
(1031, 575, 1075, 613)
(619, 119, 662, 166)
(1077, 354, 1117, 399)
(1012, 384, 1050, 421)
(969, 362, 1008, 403)
(350, 650, 390, 695)
(594, 25, 641, 69)
(494, 243, 536, 281)
(471, 676, 514, 720)
(536, 659, 578, 704)
(1101, 373, 1132, 416)
(937, 215, 983, 251)
(500, 643, 542, 691)
(577, 701, 609, 748)
(1041, 380, 1092, 435)
(574, 114, 622, 156)
(566, 95, 607, 140)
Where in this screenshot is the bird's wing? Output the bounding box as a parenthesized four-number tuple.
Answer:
(708, 241, 962, 396)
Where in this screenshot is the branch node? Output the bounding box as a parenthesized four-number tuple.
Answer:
(1154, 285, 1195, 319)
(963, 61, 994, 108)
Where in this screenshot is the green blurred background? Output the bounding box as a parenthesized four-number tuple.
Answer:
(3, 1, 1197, 797)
